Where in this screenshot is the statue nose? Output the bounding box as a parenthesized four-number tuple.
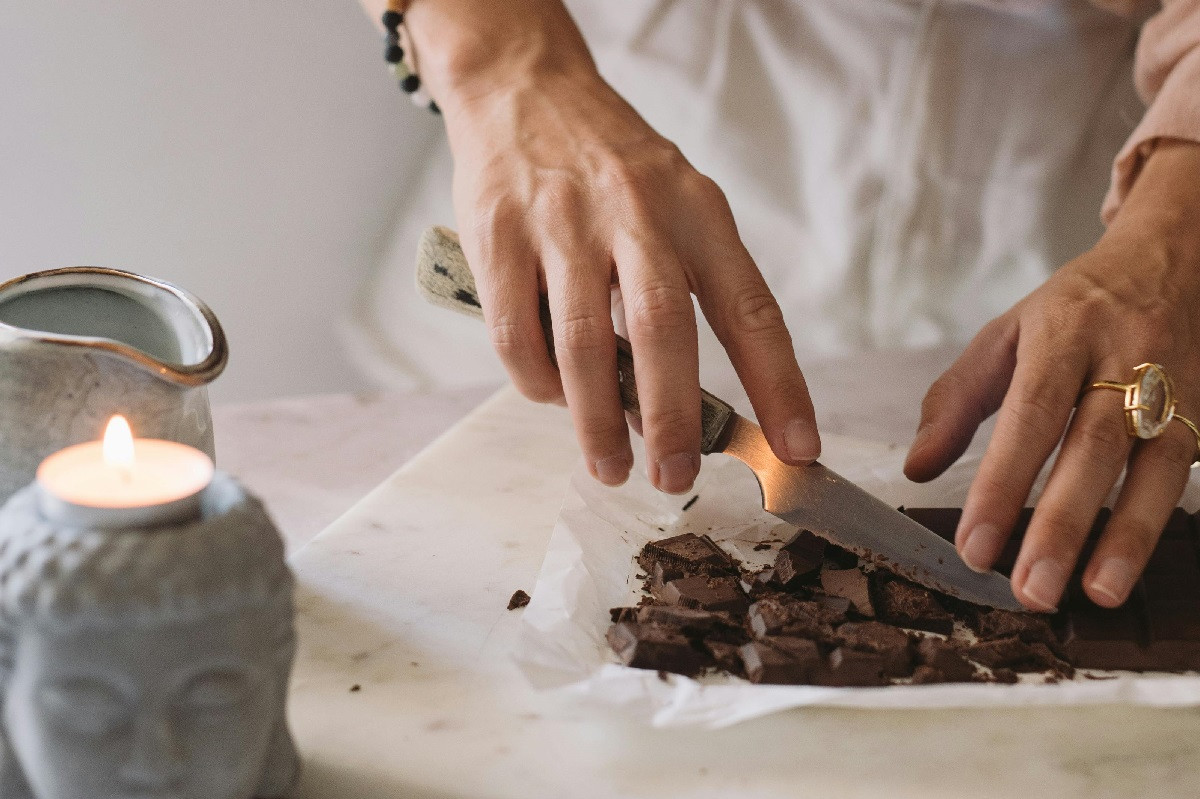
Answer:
(119, 712, 185, 790)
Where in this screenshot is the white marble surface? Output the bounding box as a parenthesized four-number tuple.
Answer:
(232, 347, 1200, 799)
(213, 385, 497, 552)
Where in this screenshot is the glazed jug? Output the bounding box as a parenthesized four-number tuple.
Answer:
(0, 267, 228, 504)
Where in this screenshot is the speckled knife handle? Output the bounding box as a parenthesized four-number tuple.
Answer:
(415, 225, 735, 454)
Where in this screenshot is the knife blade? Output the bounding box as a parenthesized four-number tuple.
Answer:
(415, 225, 1023, 610)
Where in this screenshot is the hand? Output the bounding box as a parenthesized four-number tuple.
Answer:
(432, 24, 819, 494)
(905, 140, 1200, 611)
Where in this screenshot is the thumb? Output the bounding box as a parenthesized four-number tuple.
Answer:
(904, 318, 1018, 482)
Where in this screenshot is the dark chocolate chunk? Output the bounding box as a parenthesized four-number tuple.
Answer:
(974, 609, 1057, 646)
(506, 589, 531, 610)
(810, 592, 853, 621)
(634, 605, 748, 644)
(916, 637, 976, 682)
(774, 530, 826, 588)
(989, 667, 1020, 684)
(910, 665, 947, 684)
(636, 533, 734, 579)
(748, 596, 834, 640)
(739, 637, 821, 684)
(836, 621, 914, 677)
(820, 567, 875, 617)
(814, 647, 889, 687)
(606, 622, 712, 676)
(655, 574, 749, 613)
(877, 580, 955, 635)
(706, 640, 747, 677)
(965, 636, 1036, 669)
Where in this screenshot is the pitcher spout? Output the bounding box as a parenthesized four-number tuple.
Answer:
(0, 267, 228, 387)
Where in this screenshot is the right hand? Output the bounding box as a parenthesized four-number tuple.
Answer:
(427, 13, 819, 493)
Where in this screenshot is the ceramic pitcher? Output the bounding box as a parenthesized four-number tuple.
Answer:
(0, 267, 228, 504)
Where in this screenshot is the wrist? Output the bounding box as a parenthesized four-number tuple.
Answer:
(1106, 140, 1200, 277)
(405, 0, 599, 118)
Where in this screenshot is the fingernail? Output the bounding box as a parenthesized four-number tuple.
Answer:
(960, 524, 998, 573)
(594, 455, 631, 487)
(784, 418, 820, 462)
(657, 452, 698, 495)
(1090, 557, 1135, 606)
(1021, 558, 1067, 612)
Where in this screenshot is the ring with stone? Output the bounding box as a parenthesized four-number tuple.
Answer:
(1089, 362, 1200, 466)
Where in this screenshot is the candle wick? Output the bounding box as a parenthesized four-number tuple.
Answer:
(118, 466, 133, 485)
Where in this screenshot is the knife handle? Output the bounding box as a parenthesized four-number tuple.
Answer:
(415, 225, 735, 454)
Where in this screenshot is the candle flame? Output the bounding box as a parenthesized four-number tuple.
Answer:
(103, 415, 135, 471)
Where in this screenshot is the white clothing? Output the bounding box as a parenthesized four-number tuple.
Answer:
(345, 0, 1144, 407)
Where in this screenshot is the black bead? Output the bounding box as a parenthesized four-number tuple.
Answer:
(429, 101, 441, 115)
(385, 43, 405, 64)
(401, 73, 421, 93)
(381, 10, 404, 31)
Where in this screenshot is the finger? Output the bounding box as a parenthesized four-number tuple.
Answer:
(956, 343, 1087, 580)
(541, 235, 633, 487)
(1010, 384, 1135, 611)
(1081, 422, 1195, 607)
(690, 219, 819, 465)
(614, 234, 701, 495)
(465, 220, 564, 404)
(904, 317, 1017, 482)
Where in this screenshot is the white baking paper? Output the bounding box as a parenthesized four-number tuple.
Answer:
(515, 432, 1200, 728)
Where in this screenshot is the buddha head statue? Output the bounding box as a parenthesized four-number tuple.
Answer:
(0, 473, 299, 799)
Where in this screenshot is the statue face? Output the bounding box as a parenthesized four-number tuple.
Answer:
(3, 612, 281, 799)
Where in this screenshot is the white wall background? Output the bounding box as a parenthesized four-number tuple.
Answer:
(0, 1, 435, 403)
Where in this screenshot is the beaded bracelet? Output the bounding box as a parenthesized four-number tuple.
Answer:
(382, 1, 439, 114)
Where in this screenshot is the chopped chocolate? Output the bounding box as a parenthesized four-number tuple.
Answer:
(706, 640, 747, 677)
(989, 667, 1020, 684)
(655, 574, 749, 614)
(748, 596, 834, 640)
(974, 609, 1056, 646)
(877, 580, 954, 635)
(774, 530, 826, 588)
(814, 647, 889, 687)
(636, 532, 734, 579)
(610, 509, 1200, 685)
(606, 622, 712, 676)
(836, 621, 914, 677)
(916, 637, 976, 682)
(965, 636, 1036, 669)
(682, 494, 699, 511)
(820, 567, 875, 617)
(506, 589, 531, 610)
(810, 592, 853, 621)
(910, 665, 946, 684)
(739, 637, 821, 684)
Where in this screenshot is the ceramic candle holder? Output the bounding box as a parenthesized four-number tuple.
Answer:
(0, 472, 299, 799)
(0, 267, 228, 506)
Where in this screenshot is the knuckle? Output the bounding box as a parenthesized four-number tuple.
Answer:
(970, 472, 1028, 512)
(578, 417, 629, 446)
(517, 381, 563, 405)
(641, 405, 697, 440)
(1030, 507, 1091, 554)
(628, 283, 693, 333)
(727, 289, 787, 338)
(1006, 381, 1070, 439)
(1072, 413, 1130, 455)
(1108, 518, 1161, 566)
(553, 312, 612, 357)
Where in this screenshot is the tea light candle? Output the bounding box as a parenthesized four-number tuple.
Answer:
(36, 416, 215, 529)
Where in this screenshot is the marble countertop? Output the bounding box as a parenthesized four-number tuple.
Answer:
(213, 346, 1200, 798)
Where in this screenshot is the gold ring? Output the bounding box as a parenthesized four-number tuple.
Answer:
(1089, 362, 1200, 466)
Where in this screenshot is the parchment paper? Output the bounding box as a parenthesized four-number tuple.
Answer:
(515, 432, 1200, 728)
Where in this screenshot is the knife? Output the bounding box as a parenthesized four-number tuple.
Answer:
(415, 226, 1023, 610)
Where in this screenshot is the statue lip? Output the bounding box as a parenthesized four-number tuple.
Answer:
(0, 266, 228, 388)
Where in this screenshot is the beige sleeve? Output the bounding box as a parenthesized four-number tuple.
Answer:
(1101, 0, 1200, 224)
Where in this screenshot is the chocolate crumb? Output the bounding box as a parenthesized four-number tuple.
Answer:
(349, 684, 361, 693)
(682, 495, 699, 511)
(507, 589, 532, 610)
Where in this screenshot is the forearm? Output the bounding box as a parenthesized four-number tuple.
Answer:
(356, 0, 599, 117)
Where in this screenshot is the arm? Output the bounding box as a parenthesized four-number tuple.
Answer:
(356, 0, 820, 493)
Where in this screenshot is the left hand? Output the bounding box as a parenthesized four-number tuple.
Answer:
(904, 140, 1200, 612)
